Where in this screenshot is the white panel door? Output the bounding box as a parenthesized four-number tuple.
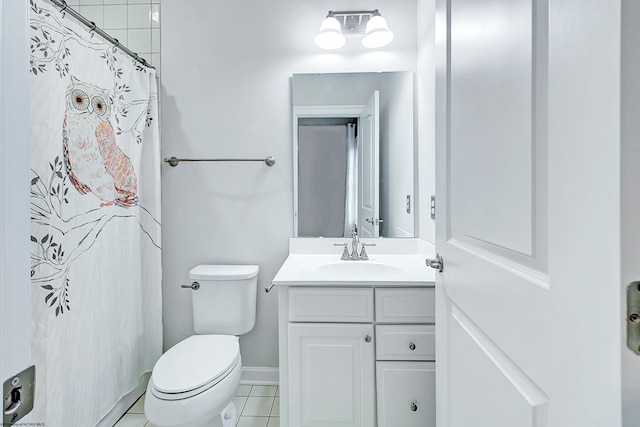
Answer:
(358, 91, 380, 237)
(435, 0, 637, 426)
(288, 323, 375, 427)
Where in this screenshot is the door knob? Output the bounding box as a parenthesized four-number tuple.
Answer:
(426, 253, 444, 272)
(410, 402, 418, 412)
(364, 335, 372, 343)
(409, 342, 416, 351)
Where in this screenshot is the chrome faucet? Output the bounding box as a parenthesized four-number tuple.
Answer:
(333, 225, 376, 261)
(350, 225, 359, 258)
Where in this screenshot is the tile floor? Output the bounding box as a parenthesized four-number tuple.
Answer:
(114, 384, 280, 427)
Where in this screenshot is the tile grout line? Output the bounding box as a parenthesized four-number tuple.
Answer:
(269, 394, 277, 417)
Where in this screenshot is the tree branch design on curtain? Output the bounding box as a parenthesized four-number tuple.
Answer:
(29, 158, 160, 316)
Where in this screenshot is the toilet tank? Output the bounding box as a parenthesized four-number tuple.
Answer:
(188, 265, 259, 335)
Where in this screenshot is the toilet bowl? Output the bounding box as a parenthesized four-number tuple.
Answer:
(145, 265, 259, 427)
(145, 335, 241, 427)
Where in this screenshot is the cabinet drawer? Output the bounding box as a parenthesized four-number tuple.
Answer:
(376, 361, 436, 427)
(375, 288, 435, 323)
(289, 288, 374, 322)
(376, 325, 435, 361)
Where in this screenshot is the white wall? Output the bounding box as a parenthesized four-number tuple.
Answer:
(161, 0, 417, 368)
(417, 0, 437, 243)
(379, 72, 415, 237)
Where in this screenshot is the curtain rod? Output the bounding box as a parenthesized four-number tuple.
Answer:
(46, 0, 155, 69)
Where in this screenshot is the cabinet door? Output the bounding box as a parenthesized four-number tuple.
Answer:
(289, 323, 375, 427)
(376, 362, 436, 427)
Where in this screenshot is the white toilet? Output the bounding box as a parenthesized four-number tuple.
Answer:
(145, 265, 259, 427)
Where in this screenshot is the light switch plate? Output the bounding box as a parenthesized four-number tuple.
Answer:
(3, 365, 35, 426)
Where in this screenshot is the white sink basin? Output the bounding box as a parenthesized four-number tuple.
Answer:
(316, 262, 402, 277)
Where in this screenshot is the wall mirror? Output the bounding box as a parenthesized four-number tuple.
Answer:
(292, 71, 416, 238)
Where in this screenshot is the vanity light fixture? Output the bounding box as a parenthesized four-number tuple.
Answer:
(314, 9, 394, 50)
(314, 12, 346, 50)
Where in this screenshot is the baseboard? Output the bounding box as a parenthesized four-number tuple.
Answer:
(241, 367, 279, 385)
(96, 372, 150, 427)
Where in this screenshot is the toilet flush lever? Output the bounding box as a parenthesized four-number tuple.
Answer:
(181, 282, 200, 290)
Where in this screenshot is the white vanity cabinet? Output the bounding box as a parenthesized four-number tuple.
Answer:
(286, 288, 376, 427)
(289, 323, 376, 427)
(278, 285, 435, 427)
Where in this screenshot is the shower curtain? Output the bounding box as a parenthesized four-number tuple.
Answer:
(28, 1, 162, 425)
(344, 123, 357, 237)
(298, 124, 348, 237)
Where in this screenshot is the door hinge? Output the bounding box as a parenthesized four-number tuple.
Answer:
(627, 282, 640, 355)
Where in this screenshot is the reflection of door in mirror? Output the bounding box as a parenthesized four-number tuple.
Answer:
(297, 118, 358, 237)
(358, 91, 381, 238)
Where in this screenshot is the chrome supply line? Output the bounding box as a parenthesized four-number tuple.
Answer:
(164, 156, 276, 167)
(47, 0, 154, 69)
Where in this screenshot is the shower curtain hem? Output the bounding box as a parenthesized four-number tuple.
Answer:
(95, 371, 152, 427)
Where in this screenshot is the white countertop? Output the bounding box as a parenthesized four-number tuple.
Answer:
(271, 238, 436, 287)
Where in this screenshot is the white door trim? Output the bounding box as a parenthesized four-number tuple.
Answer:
(0, 0, 31, 388)
(292, 105, 364, 236)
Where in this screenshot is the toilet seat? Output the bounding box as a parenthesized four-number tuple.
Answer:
(150, 335, 240, 400)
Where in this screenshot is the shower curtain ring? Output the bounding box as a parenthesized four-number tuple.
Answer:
(59, 0, 67, 17)
(89, 21, 96, 37)
(112, 39, 119, 52)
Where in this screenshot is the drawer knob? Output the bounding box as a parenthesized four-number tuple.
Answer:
(409, 342, 416, 351)
(364, 335, 372, 343)
(411, 402, 418, 412)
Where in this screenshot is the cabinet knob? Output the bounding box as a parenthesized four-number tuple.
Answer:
(364, 335, 372, 343)
(410, 402, 418, 412)
(409, 342, 416, 351)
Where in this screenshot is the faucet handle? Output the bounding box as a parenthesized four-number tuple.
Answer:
(360, 242, 376, 261)
(359, 243, 376, 261)
(334, 242, 352, 260)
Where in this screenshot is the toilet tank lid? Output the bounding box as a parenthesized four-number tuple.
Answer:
(189, 264, 259, 280)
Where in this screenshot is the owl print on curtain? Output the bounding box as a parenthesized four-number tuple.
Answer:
(62, 76, 138, 207)
(29, 0, 160, 318)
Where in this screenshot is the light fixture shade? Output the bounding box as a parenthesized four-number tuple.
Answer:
(314, 16, 346, 50)
(362, 14, 394, 48)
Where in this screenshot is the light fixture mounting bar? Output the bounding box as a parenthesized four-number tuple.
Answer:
(327, 9, 380, 35)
